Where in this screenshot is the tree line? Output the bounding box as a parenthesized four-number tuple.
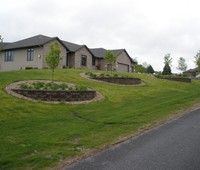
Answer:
(134, 50, 200, 75)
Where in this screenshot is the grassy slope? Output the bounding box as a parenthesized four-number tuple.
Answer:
(1, 69, 200, 169)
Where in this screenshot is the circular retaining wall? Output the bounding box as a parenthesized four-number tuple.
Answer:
(92, 77, 142, 85)
(162, 77, 191, 83)
(12, 89, 96, 102)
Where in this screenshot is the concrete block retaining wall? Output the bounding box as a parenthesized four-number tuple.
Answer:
(92, 77, 141, 85)
(12, 89, 96, 101)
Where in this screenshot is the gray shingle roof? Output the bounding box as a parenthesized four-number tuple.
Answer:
(61, 40, 83, 52)
(1, 35, 56, 50)
(90, 48, 106, 58)
(90, 48, 135, 64)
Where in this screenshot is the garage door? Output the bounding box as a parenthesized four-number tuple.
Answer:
(118, 63, 129, 72)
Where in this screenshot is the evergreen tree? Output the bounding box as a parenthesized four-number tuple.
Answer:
(146, 65, 155, 74)
(162, 63, 172, 75)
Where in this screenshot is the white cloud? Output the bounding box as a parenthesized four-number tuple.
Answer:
(1, 0, 200, 72)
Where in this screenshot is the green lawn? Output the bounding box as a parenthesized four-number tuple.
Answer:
(1, 69, 200, 170)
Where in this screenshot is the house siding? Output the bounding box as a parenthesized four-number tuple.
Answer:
(74, 47, 93, 69)
(0, 47, 43, 71)
(116, 51, 133, 72)
(43, 40, 67, 68)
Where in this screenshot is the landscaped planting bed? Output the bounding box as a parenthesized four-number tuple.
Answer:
(156, 75, 191, 83)
(85, 72, 142, 85)
(5, 80, 97, 102)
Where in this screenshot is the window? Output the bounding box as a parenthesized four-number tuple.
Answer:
(4, 51, 14, 62)
(92, 56, 95, 66)
(81, 55, 87, 66)
(27, 48, 34, 61)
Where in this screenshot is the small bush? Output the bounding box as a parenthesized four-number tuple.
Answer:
(75, 85, 87, 91)
(33, 82, 45, 90)
(20, 83, 30, 89)
(60, 83, 68, 90)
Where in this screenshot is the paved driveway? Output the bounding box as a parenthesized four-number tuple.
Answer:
(62, 108, 200, 170)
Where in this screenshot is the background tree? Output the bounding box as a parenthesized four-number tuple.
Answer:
(162, 63, 172, 75)
(177, 57, 187, 72)
(164, 53, 172, 66)
(146, 65, 155, 74)
(135, 64, 147, 73)
(45, 41, 62, 82)
(162, 53, 172, 75)
(194, 50, 200, 72)
(105, 50, 117, 72)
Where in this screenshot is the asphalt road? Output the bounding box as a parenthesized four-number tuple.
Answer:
(62, 108, 200, 170)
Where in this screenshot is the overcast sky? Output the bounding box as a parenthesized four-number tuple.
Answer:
(1, 0, 200, 72)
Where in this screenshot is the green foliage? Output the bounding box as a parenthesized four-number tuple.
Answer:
(194, 50, 200, 72)
(18, 82, 88, 91)
(177, 57, 187, 72)
(162, 63, 172, 75)
(86, 72, 123, 78)
(20, 83, 30, 89)
(85, 72, 97, 78)
(75, 85, 87, 91)
(146, 65, 155, 74)
(105, 50, 117, 71)
(45, 41, 62, 81)
(164, 53, 172, 66)
(32, 82, 46, 89)
(135, 64, 147, 73)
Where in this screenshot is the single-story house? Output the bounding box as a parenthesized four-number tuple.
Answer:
(0, 34, 136, 72)
(183, 68, 198, 77)
(90, 48, 135, 72)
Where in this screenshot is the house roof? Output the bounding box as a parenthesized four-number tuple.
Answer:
(90, 48, 136, 64)
(90, 48, 107, 58)
(0, 42, 11, 49)
(184, 68, 198, 73)
(1, 35, 55, 50)
(61, 40, 83, 52)
(1, 35, 135, 63)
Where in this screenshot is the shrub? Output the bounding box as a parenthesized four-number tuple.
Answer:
(60, 83, 68, 90)
(20, 83, 30, 89)
(32, 82, 45, 90)
(75, 85, 87, 91)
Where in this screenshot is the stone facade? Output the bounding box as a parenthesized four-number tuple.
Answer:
(74, 46, 93, 69)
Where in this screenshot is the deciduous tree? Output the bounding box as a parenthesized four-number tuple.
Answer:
(177, 57, 187, 72)
(45, 42, 62, 82)
(105, 50, 117, 72)
(194, 50, 200, 72)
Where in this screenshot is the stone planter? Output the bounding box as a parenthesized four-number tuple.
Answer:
(92, 77, 142, 85)
(162, 77, 191, 83)
(12, 89, 96, 102)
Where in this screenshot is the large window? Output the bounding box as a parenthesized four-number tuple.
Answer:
(4, 51, 14, 62)
(92, 56, 95, 66)
(81, 55, 87, 66)
(27, 48, 34, 61)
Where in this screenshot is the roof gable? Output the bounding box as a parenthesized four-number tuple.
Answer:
(61, 40, 83, 52)
(2, 35, 53, 50)
(90, 48, 136, 64)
